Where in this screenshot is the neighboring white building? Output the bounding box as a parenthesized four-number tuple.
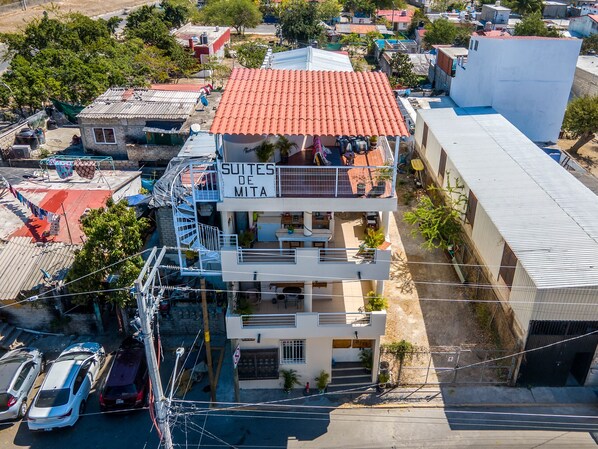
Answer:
(480, 2, 511, 26)
(569, 14, 598, 37)
(261, 47, 353, 72)
(450, 36, 582, 143)
(167, 68, 408, 389)
(573, 55, 598, 98)
(414, 107, 598, 387)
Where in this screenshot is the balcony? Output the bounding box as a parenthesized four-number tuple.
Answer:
(221, 211, 391, 282)
(225, 278, 387, 339)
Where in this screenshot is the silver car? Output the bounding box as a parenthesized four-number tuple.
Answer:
(0, 347, 45, 421)
(27, 342, 105, 431)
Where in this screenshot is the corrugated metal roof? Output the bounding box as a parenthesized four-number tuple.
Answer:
(419, 107, 598, 289)
(78, 88, 201, 120)
(267, 47, 354, 72)
(210, 68, 409, 137)
(0, 237, 76, 301)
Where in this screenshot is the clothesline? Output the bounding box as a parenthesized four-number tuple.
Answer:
(1, 177, 60, 225)
(46, 158, 97, 180)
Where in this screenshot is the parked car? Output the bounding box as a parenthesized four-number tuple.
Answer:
(99, 336, 148, 412)
(27, 342, 105, 431)
(0, 347, 45, 421)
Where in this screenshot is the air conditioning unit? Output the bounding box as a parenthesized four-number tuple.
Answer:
(10, 144, 33, 159)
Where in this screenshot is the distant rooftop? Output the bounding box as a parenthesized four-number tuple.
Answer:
(264, 47, 353, 72)
(577, 55, 598, 75)
(78, 88, 201, 120)
(437, 46, 469, 58)
(173, 24, 230, 45)
(376, 9, 413, 22)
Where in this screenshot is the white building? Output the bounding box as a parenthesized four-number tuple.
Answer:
(414, 107, 598, 387)
(168, 68, 408, 390)
(569, 14, 598, 37)
(573, 55, 598, 98)
(450, 36, 582, 143)
(480, 2, 511, 26)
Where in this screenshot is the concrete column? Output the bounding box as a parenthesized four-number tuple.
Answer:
(381, 211, 390, 241)
(303, 211, 313, 236)
(303, 281, 313, 312)
(376, 280, 385, 296)
(221, 211, 233, 234)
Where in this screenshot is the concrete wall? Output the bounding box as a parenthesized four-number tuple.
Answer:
(126, 144, 181, 162)
(569, 15, 597, 37)
(156, 206, 179, 247)
(451, 37, 582, 143)
(572, 65, 598, 98)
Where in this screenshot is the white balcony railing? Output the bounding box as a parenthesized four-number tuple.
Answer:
(221, 247, 391, 282)
(226, 311, 387, 339)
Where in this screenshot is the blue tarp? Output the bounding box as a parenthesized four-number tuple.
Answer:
(126, 194, 151, 206)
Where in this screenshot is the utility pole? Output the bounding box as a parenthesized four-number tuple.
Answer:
(134, 247, 174, 449)
(200, 278, 216, 404)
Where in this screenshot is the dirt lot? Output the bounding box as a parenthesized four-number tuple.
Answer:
(0, 0, 153, 33)
(559, 136, 598, 178)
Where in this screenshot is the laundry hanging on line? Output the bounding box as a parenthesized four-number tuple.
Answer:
(74, 160, 96, 179)
(1, 177, 58, 224)
(55, 160, 74, 179)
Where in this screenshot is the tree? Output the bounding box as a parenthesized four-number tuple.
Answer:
(342, 0, 376, 15)
(200, 0, 262, 35)
(161, 0, 191, 29)
(505, 0, 542, 15)
(318, 0, 342, 23)
(235, 41, 268, 68)
(363, 30, 383, 55)
(389, 53, 419, 88)
(562, 96, 598, 155)
(403, 176, 467, 250)
(279, 0, 324, 44)
(408, 8, 430, 37)
(340, 32, 363, 57)
(67, 199, 150, 308)
(513, 12, 560, 37)
(581, 34, 598, 55)
(423, 18, 457, 48)
(200, 56, 232, 87)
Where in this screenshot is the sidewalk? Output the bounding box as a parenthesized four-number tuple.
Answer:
(232, 385, 598, 410)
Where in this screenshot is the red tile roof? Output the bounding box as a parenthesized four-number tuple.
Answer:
(590, 14, 598, 23)
(377, 9, 413, 23)
(210, 69, 408, 137)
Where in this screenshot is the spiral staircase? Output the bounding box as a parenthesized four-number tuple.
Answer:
(171, 160, 237, 275)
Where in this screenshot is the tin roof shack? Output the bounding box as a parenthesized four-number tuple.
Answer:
(0, 237, 78, 331)
(174, 24, 231, 63)
(414, 107, 598, 387)
(543, 1, 568, 19)
(78, 87, 204, 163)
(428, 46, 468, 93)
(573, 55, 598, 98)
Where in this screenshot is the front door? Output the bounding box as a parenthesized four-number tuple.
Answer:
(332, 339, 373, 362)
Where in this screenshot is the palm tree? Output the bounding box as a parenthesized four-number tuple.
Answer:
(275, 135, 298, 164)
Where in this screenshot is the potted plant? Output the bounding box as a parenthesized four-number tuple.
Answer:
(280, 369, 301, 393)
(359, 349, 373, 373)
(185, 249, 197, 265)
(239, 229, 255, 248)
(275, 135, 298, 164)
(254, 141, 276, 163)
(364, 291, 388, 312)
(287, 225, 295, 234)
(377, 371, 390, 392)
(369, 135, 378, 149)
(355, 174, 367, 196)
(315, 370, 330, 394)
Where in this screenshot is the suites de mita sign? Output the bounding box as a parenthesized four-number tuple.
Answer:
(221, 163, 276, 198)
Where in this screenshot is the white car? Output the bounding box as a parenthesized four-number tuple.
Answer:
(27, 342, 105, 431)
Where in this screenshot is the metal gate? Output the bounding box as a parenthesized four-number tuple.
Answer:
(381, 346, 517, 386)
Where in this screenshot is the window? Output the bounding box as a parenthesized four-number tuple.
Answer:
(237, 349, 279, 380)
(13, 363, 33, 391)
(93, 128, 116, 144)
(474, 40, 479, 51)
(73, 362, 90, 394)
(280, 340, 305, 364)
(465, 190, 478, 227)
(438, 148, 447, 182)
(35, 389, 70, 408)
(498, 242, 517, 289)
(469, 40, 473, 50)
(422, 122, 429, 148)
